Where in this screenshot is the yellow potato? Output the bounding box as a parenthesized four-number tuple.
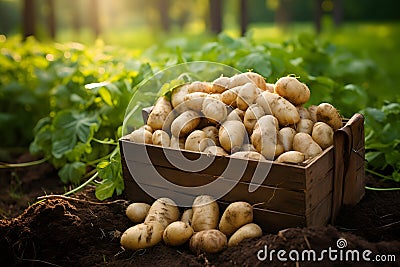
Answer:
(228, 223, 263, 247)
(163, 221, 194, 246)
(125, 202, 151, 223)
(191, 195, 219, 232)
(189, 229, 227, 254)
(120, 221, 164, 250)
(219, 201, 253, 236)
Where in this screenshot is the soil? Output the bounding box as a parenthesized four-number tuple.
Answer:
(0, 154, 399, 267)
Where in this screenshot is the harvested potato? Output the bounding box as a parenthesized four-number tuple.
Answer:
(276, 151, 306, 164)
(316, 103, 343, 130)
(203, 145, 229, 156)
(296, 119, 314, 135)
(312, 122, 334, 149)
(225, 108, 245, 122)
(202, 126, 220, 146)
(228, 73, 252, 89)
(251, 115, 279, 160)
(128, 128, 153, 144)
(152, 130, 170, 147)
(187, 81, 211, 93)
(163, 221, 194, 246)
(120, 221, 164, 250)
(202, 95, 228, 124)
(185, 130, 208, 152)
(274, 76, 310, 106)
(184, 92, 208, 112)
(211, 76, 230, 93)
(219, 201, 253, 236)
(139, 124, 153, 133)
(171, 110, 201, 137)
(125, 203, 151, 223)
(221, 87, 239, 107)
(190, 229, 227, 254)
(170, 135, 185, 149)
(144, 197, 180, 229)
(308, 105, 318, 122)
(240, 143, 257, 152)
(265, 83, 275, 93)
(147, 96, 173, 131)
(181, 209, 193, 225)
(278, 127, 297, 152)
(236, 83, 259, 111)
(171, 84, 190, 109)
(256, 91, 300, 126)
(244, 104, 265, 134)
(228, 223, 263, 247)
(296, 106, 311, 120)
(293, 133, 323, 159)
(191, 195, 219, 232)
(219, 120, 247, 152)
(230, 151, 266, 161)
(244, 72, 267, 91)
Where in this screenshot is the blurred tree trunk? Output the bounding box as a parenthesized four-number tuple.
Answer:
(46, 0, 56, 39)
(71, 0, 81, 36)
(158, 0, 171, 32)
(89, 0, 100, 38)
(209, 0, 223, 34)
(22, 0, 35, 39)
(240, 0, 248, 36)
(333, 0, 343, 27)
(275, 0, 291, 27)
(314, 0, 323, 33)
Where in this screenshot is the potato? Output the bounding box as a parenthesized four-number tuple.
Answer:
(236, 83, 259, 111)
(163, 221, 194, 246)
(276, 151, 306, 164)
(171, 110, 201, 137)
(144, 197, 180, 229)
(308, 105, 318, 123)
(152, 130, 170, 147)
(203, 145, 229, 156)
(191, 195, 219, 232)
(184, 92, 208, 112)
(139, 124, 153, 133)
(256, 91, 300, 126)
(170, 135, 185, 149)
(202, 95, 228, 124)
(128, 128, 153, 144)
(250, 115, 279, 160)
(181, 209, 193, 225)
(297, 106, 311, 120)
(187, 81, 211, 93)
(293, 133, 323, 159)
(265, 83, 275, 93)
(296, 119, 314, 135)
(221, 87, 239, 107)
(189, 229, 227, 254)
(171, 84, 190, 113)
(185, 130, 208, 152)
(225, 108, 245, 122)
(228, 223, 263, 247)
(125, 202, 151, 223)
(244, 104, 265, 134)
(278, 127, 297, 152)
(230, 151, 266, 161)
(219, 201, 253, 236)
(316, 103, 343, 130)
(120, 221, 164, 250)
(312, 122, 334, 149)
(211, 76, 230, 93)
(219, 120, 247, 153)
(147, 96, 173, 131)
(228, 73, 252, 89)
(274, 76, 310, 106)
(244, 72, 267, 91)
(202, 126, 220, 146)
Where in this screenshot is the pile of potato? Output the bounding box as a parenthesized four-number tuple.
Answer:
(127, 72, 342, 164)
(120, 196, 262, 254)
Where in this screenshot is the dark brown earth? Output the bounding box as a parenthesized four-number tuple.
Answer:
(0, 154, 399, 267)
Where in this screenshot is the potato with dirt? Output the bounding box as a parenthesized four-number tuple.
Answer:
(244, 104, 265, 134)
(278, 127, 297, 152)
(211, 76, 230, 93)
(219, 201, 253, 236)
(171, 84, 190, 113)
(203, 145, 229, 156)
(236, 83, 259, 111)
(147, 96, 173, 130)
(128, 128, 153, 144)
(187, 81, 211, 93)
(202, 95, 228, 124)
(191, 195, 219, 232)
(163, 221, 194, 246)
(120, 221, 164, 250)
(185, 130, 208, 152)
(250, 115, 279, 159)
(144, 197, 180, 229)
(125, 202, 151, 223)
(171, 110, 201, 137)
(219, 120, 247, 153)
(202, 126, 220, 146)
(293, 133, 323, 159)
(184, 92, 208, 112)
(152, 130, 170, 147)
(296, 119, 314, 135)
(276, 151, 306, 164)
(190, 229, 227, 254)
(312, 122, 334, 149)
(228, 223, 263, 247)
(274, 76, 310, 106)
(230, 151, 266, 161)
(316, 103, 343, 130)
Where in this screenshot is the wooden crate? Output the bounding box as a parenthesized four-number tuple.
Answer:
(119, 114, 365, 233)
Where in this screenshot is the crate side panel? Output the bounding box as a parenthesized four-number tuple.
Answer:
(306, 192, 332, 226)
(305, 168, 333, 213)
